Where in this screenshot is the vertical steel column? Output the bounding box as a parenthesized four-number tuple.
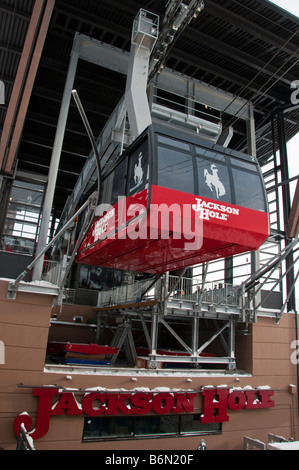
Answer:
(191, 316, 199, 357)
(150, 307, 159, 356)
(32, 47, 80, 281)
(246, 103, 257, 157)
(268, 116, 284, 307)
(271, 116, 282, 235)
(224, 257, 233, 285)
(277, 111, 296, 311)
(246, 103, 261, 312)
(277, 112, 292, 231)
(228, 318, 236, 370)
(0, 177, 13, 240)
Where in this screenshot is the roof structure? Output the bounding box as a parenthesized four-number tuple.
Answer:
(0, 0, 299, 216)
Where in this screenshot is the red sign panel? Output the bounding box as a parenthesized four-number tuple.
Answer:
(14, 387, 274, 441)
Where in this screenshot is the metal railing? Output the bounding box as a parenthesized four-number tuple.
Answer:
(41, 259, 61, 285)
(244, 433, 291, 450)
(97, 279, 156, 306)
(268, 433, 290, 444)
(167, 275, 240, 307)
(97, 274, 241, 309)
(244, 436, 266, 450)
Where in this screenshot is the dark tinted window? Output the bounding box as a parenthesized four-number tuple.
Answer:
(180, 414, 221, 434)
(157, 146, 194, 194)
(83, 414, 221, 441)
(196, 146, 226, 164)
(84, 415, 133, 439)
(230, 157, 258, 172)
(232, 168, 266, 211)
(100, 172, 113, 205)
(158, 135, 191, 151)
(111, 158, 127, 205)
(135, 415, 179, 436)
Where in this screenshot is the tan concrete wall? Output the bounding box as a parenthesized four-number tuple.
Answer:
(0, 278, 299, 450)
(0, 279, 55, 449)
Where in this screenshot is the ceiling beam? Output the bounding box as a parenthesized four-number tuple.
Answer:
(183, 27, 293, 87)
(204, 1, 299, 60)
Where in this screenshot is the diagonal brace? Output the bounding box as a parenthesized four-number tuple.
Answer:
(197, 321, 230, 355)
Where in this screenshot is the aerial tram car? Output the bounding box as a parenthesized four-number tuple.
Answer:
(76, 124, 269, 274)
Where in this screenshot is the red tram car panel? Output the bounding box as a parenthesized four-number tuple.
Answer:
(77, 186, 269, 273)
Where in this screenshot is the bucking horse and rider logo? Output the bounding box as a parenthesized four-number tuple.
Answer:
(204, 164, 226, 199)
(134, 152, 144, 186)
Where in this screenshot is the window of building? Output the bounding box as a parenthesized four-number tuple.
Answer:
(1, 176, 45, 255)
(82, 414, 221, 441)
(78, 265, 122, 290)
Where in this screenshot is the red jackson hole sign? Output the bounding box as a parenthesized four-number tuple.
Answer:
(14, 386, 274, 441)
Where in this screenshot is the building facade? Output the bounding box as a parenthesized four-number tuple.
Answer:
(0, 278, 298, 451)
